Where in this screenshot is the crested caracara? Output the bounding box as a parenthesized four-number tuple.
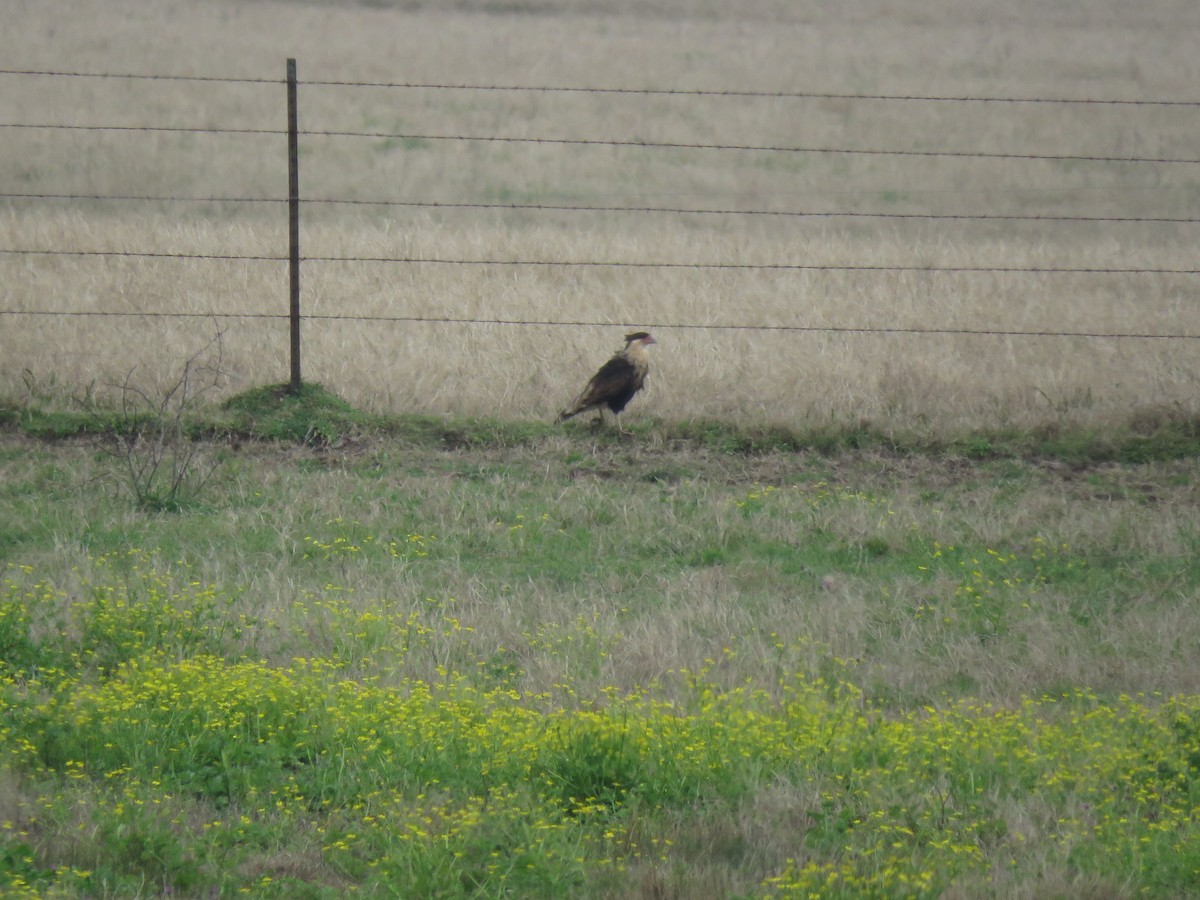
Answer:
(557, 331, 656, 432)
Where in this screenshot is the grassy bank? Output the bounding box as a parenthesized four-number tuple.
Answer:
(5, 380, 1200, 463)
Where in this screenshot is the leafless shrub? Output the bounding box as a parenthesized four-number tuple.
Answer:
(79, 328, 230, 511)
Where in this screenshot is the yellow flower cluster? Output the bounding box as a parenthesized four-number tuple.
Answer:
(302, 517, 435, 562)
(3, 552, 1200, 897)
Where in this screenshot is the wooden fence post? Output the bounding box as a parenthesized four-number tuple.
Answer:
(287, 58, 302, 394)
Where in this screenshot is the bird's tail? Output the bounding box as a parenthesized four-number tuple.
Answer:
(556, 407, 579, 423)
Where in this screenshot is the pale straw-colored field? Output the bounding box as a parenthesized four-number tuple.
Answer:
(3, 0, 1199, 431)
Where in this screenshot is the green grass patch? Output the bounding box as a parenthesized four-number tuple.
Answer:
(218, 382, 383, 444)
(5, 385, 1200, 465)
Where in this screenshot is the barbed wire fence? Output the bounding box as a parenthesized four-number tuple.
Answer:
(2, 62, 1199, 403)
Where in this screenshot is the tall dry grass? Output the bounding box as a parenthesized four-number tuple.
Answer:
(3, 0, 1200, 430)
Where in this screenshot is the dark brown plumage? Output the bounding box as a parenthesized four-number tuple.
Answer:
(557, 331, 656, 431)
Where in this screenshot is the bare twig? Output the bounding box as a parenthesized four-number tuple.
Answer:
(78, 327, 230, 509)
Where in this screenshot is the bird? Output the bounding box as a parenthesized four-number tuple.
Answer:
(557, 331, 656, 433)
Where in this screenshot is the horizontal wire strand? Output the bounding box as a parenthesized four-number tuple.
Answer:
(3, 68, 1199, 107)
(0, 68, 282, 85)
(301, 130, 1200, 166)
(0, 123, 283, 136)
(5, 67, 1199, 342)
(2, 308, 1196, 340)
(2, 247, 1197, 275)
(3, 122, 1198, 166)
(4, 192, 1198, 225)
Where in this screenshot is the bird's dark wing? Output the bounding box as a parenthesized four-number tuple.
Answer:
(580, 354, 638, 404)
(566, 354, 642, 415)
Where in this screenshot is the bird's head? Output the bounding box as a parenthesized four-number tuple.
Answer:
(624, 331, 656, 346)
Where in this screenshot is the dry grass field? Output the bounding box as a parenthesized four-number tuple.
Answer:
(3, 0, 1200, 431)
